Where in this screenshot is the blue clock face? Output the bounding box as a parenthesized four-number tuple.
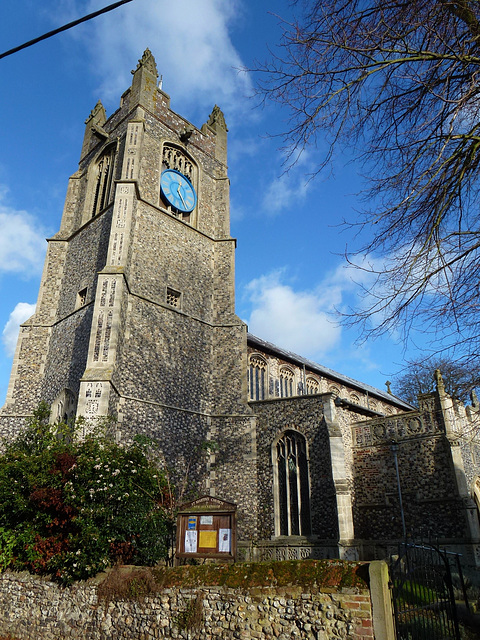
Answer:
(160, 169, 197, 213)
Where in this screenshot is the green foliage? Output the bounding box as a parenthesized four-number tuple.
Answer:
(0, 405, 172, 584)
(0, 528, 16, 571)
(394, 579, 437, 607)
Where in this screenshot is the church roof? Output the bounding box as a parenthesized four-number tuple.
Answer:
(247, 333, 414, 411)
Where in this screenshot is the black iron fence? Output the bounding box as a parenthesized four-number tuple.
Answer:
(390, 543, 461, 640)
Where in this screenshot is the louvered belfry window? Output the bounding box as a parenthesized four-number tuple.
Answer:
(92, 149, 115, 217)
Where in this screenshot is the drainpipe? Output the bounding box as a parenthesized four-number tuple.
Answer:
(390, 440, 406, 541)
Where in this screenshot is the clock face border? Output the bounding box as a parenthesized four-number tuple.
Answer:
(160, 169, 197, 213)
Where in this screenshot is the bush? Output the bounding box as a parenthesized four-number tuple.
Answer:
(0, 404, 172, 584)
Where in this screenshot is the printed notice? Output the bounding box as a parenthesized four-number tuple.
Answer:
(187, 516, 197, 530)
(199, 530, 217, 549)
(219, 528, 231, 553)
(184, 530, 197, 553)
(200, 515, 213, 525)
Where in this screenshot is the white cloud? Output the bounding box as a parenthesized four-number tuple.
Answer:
(230, 199, 247, 223)
(259, 151, 315, 216)
(243, 257, 392, 363)
(0, 188, 47, 277)
(327, 251, 419, 339)
(2, 302, 36, 357)
(326, 256, 377, 305)
(242, 264, 401, 382)
(261, 173, 310, 216)
(78, 0, 252, 119)
(229, 137, 264, 163)
(245, 271, 341, 358)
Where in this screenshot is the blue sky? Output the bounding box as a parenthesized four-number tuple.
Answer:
(0, 0, 419, 404)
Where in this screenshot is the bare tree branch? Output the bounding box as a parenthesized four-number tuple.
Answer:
(257, 0, 480, 359)
(393, 356, 480, 405)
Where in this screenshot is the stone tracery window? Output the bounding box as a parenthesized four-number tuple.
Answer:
(248, 355, 267, 401)
(279, 367, 294, 398)
(306, 377, 320, 395)
(76, 288, 88, 309)
(162, 144, 194, 181)
(274, 430, 311, 536)
(49, 388, 77, 425)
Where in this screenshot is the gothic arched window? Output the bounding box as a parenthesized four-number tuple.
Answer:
(92, 146, 116, 217)
(49, 388, 77, 425)
(350, 393, 360, 405)
(306, 377, 320, 395)
(162, 144, 194, 181)
(279, 367, 294, 398)
(249, 355, 267, 401)
(274, 430, 311, 536)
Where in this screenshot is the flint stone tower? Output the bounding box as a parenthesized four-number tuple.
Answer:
(0, 49, 257, 536)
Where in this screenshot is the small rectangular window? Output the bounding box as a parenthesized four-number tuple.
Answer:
(166, 287, 181, 308)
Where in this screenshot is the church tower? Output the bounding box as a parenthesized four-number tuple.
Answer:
(0, 50, 258, 537)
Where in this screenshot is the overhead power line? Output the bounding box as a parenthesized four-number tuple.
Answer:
(0, 0, 135, 60)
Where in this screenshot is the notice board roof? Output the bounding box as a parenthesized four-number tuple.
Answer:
(178, 495, 237, 513)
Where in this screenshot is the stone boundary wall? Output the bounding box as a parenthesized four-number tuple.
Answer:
(0, 571, 374, 640)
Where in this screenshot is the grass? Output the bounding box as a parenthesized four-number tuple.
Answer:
(394, 579, 438, 607)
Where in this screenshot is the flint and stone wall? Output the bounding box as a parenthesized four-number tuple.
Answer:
(251, 396, 340, 543)
(351, 393, 480, 564)
(0, 571, 374, 640)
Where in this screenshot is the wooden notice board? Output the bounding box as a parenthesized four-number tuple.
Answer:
(176, 496, 237, 562)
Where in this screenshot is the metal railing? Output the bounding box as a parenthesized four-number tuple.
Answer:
(390, 543, 461, 640)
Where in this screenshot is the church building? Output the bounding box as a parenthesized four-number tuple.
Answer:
(1, 50, 480, 566)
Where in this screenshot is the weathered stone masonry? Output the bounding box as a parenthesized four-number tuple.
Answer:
(1, 48, 480, 566)
(0, 570, 374, 640)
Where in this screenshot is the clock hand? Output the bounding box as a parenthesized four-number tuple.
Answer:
(177, 183, 187, 208)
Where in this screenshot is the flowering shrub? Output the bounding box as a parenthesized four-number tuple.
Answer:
(0, 404, 171, 584)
